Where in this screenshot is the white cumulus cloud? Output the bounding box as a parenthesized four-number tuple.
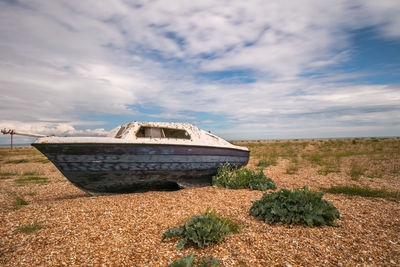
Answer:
(0, 0, 399, 143)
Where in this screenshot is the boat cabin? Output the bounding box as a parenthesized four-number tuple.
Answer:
(110, 122, 193, 140)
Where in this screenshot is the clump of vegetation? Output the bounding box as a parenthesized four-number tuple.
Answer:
(0, 147, 42, 157)
(162, 210, 239, 250)
(18, 222, 42, 234)
(0, 171, 18, 180)
(198, 257, 221, 267)
(25, 191, 37, 196)
(12, 195, 29, 210)
(349, 161, 366, 180)
(212, 164, 276, 191)
(233, 138, 400, 178)
(5, 159, 29, 164)
(16, 176, 49, 185)
(167, 254, 221, 267)
(32, 158, 50, 163)
(23, 171, 43, 176)
(321, 185, 400, 200)
(256, 160, 271, 167)
(168, 254, 195, 267)
(285, 163, 298, 174)
(249, 187, 340, 227)
(4, 158, 48, 164)
(317, 158, 341, 175)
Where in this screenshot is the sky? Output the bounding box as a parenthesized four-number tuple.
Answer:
(0, 0, 400, 144)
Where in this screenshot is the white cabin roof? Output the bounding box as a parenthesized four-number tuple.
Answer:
(33, 121, 248, 151)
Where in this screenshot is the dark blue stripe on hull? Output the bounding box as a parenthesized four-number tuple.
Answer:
(50, 154, 247, 163)
(32, 143, 249, 157)
(56, 161, 246, 171)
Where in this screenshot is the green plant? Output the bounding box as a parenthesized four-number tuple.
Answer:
(168, 254, 195, 267)
(18, 222, 42, 234)
(317, 158, 341, 175)
(16, 176, 49, 185)
(162, 210, 239, 250)
(249, 187, 340, 226)
(256, 160, 271, 167)
(0, 171, 17, 179)
(32, 158, 50, 163)
(12, 196, 28, 210)
(366, 168, 383, 179)
(321, 185, 400, 200)
(237, 138, 400, 179)
(285, 163, 298, 174)
(5, 159, 29, 164)
(25, 191, 37, 196)
(167, 254, 221, 267)
(212, 164, 276, 191)
(198, 256, 221, 267)
(349, 161, 366, 180)
(23, 171, 43, 176)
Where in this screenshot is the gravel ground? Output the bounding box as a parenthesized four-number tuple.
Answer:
(1, 147, 399, 266)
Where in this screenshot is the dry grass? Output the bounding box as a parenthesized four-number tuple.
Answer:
(0, 141, 399, 266)
(18, 222, 42, 234)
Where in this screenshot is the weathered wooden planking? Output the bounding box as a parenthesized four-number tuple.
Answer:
(32, 143, 249, 194)
(33, 143, 249, 156)
(49, 154, 248, 164)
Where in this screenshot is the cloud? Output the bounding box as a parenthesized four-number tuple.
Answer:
(0, 120, 108, 136)
(0, 120, 108, 144)
(0, 0, 399, 142)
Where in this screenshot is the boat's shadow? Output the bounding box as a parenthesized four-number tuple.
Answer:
(43, 186, 184, 202)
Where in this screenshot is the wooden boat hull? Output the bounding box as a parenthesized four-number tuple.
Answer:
(32, 143, 249, 194)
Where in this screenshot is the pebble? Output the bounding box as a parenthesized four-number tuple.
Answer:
(1, 145, 399, 266)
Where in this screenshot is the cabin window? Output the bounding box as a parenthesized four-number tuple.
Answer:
(136, 127, 190, 140)
(115, 125, 127, 138)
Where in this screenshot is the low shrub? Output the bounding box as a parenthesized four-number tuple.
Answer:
(162, 210, 239, 250)
(198, 256, 221, 267)
(168, 253, 195, 267)
(212, 164, 276, 191)
(249, 187, 340, 226)
(167, 254, 221, 267)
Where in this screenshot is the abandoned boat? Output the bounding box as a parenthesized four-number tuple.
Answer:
(20, 122, 249, 194)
